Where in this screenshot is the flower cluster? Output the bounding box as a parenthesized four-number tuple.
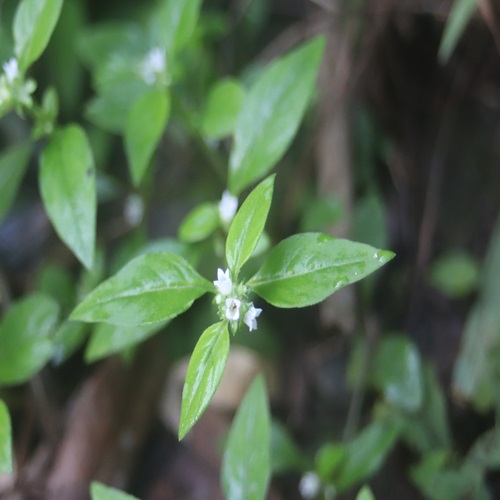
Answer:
(0, 58, 36, 113)
(213, 268, 262, 332)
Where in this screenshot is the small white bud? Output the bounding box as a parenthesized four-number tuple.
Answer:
(218, 190, 238, 225)
(214, 268, 233, 295)
(299, 472, 321, 499)
(244, 304, 262, 332)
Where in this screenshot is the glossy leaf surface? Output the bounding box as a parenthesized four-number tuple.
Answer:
(229, 37, 325, 194)
(222, 375, 271, 500)
(40, 125, 96, 269)
(0, 293, 59, 385)
(179, 321, 229, 440)
(226, 175, 274, 277)
(248, 233, 394, 308)
(71, 252, 211, 326)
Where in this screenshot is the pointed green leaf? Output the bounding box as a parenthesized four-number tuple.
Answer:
(438, 0, 478, 63)
(125, 89, 170, 186)
(200, 78, 245, 138)
(226, 175, 274, 277)
(90, 481, 138, 500)
(0, 141, 33, 223)
(0, 400, 12, 473)
(150, 0, 202, 57)
(229, 36, 325, 194)
(14, 0, 63, 71)
(71, 252, 211, 326)
(356, 486, 376, 500)
(222, 375, 271, 500)
(179, 321, 229, 440)
(248, 233, 395, 308)
(179, 202, 219, 243)
(40, 125, 96, 269)
(0, 293, 59, 385)
(85, 321, 166, 362)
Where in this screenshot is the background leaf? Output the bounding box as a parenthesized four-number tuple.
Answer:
(39, 124, 96, 269)
(438, 0, 478, 63)
(222, 374, 271, 500)
(125, 89, 170, 186)
(13, 0, 63, 70)
(226, 175, 274, 277)
(200, 78, 245, 138)
(179, 321, 229, 440)
(0, 400, 12, 473)
(90, 481, 138, 500)
(372, 336, 424, 412)
(85, 321, 166, 362)
(150, 0, 202, 57)
(248, 233, 394, 308)
(0, 141, 33, 223)
(179, 202, 219, 243)
(336, 416, 402, 491)
(452, 216, 500, 410)
(228, 36, 325, 194)
(71, 252, 211, 326)
(0, 293, 59, 385)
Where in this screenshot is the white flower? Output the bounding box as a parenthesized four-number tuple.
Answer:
(244, 304, 262, 332)
(3, 58, 19, 84)
(140, 47, 166, 85)
(225, 297, 241, 321)
(299, 472, 321, 499)
(218, 190, 238, 224)
(214, 268, 233, 295)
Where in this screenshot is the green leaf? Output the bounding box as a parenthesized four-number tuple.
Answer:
(299, 194, 343, 233)
(271, 420, 307, 474)
(13, 0, 63, 71)
(52, 321, 87, 365)
(179, 202, 219, 243)
(0, 141, 33, 223)
(453, 215, 500, 410)
(125, 89, 170, 187)
(150, 0, 202, 57)
(372, 336, 423, 412)
(222, 375, 271, 500)
(0, 293, 59, 385)
(428, 251, 479, 298)
(0, 400, 12, 473)
(467, 428, 500, 469)
(356, 486, 376, 500)
(438, 0, 478, 63)
(315, 442, 346, 479)
(248, 233, 395, 308)
(90, 481, 138, 500)
(71, 252, 211, 326)
(39, 124, 96, 269)
(229, 36, 325, 194)
(226, 175, 274, 277)
(336, 416, 401, 491)
(178, 321, 229, 440)
(399, 362, 451, 453)
(200, 78, 245, 138)
(85, 321, 166, 362)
